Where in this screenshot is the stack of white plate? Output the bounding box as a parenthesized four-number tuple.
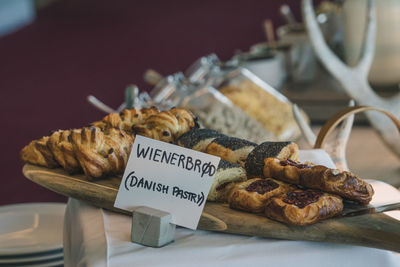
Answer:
(0, 203, 66, 266)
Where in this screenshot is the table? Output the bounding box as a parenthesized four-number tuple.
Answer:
(63, 197, 400, 267)
(62, 147, 400, 266)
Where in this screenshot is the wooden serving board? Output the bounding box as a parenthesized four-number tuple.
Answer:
(23, 164, 400, 252)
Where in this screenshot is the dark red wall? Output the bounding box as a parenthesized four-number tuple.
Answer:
(0, 0, 307, 205)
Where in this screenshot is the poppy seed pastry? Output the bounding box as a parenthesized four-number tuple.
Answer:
(228, 177, 294, 213)
(245, 141, 299, 177)
(176, 128, 225, 152)
(264, 189, 343, 225)
(205, 136, 257, 167)
(263, 158, 374, 205)
(207, 160, 247, 202)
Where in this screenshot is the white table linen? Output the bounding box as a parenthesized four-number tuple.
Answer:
(64, 199, 400, 267)
(63, 149, 400, 267)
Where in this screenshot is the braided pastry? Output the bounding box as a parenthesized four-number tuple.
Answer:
(21, 136, 59, 168)
(47, 129, 81, 173)
(21, 107, 199, 179)
(90, 107, 159, 132)
(71, 127, 134, 179)
(133, 108, 198, 143)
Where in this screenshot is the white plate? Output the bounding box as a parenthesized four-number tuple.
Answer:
(0, 203, 66, 256)
(17, 258, 64, 267)
(0, 250, 63, 264)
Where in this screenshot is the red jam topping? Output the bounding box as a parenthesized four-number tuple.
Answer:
(283, 189, 323, 208)
(280, 159, 311, 169)
(246, 179, 279, 195)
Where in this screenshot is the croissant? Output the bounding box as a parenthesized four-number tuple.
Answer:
(133, 108, 198, 143)
(71, 127, 134, 179)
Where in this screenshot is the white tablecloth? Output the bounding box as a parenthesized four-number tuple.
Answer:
(63, 150, 400, 267)
(63, 199, 400, 267)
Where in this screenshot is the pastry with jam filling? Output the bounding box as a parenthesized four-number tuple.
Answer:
(265, 188, 343, 225)
(263, 158, 374, 205)
(228, 178, 294, 213)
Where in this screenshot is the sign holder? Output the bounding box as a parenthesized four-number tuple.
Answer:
(131, 206, 176, 247)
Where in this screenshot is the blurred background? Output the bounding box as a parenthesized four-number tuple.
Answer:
(1, 0, 399, 205)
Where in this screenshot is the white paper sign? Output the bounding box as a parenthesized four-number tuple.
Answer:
(114, 135, 221, 230)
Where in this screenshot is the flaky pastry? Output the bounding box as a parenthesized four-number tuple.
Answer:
(228, 178, 294, 213)
(21, 107, 198, 179)
(91, 107, 159, 132)
(263, 158, 374, 205)
(265, 189, 343, 225)
(133, 108, 198, 143)
(205, 136, 257, 167)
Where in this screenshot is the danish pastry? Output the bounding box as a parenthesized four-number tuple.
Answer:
(207, 160, 247, 202)
(245, 141, 299, 177)
(263, 158, 374, 205)
(21, 136, 59, 169)
(71, 127, 134, 179)
(91, 107, 159, 132)
(47, 129, 82, 173)
(264, 189, 343, 225)
(133, 108, 198, 143)
(228, 178, 294, 213)
(176, 128, 225, 152)
(21, 107, 198, 179)
(205, 136, 257, 167)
